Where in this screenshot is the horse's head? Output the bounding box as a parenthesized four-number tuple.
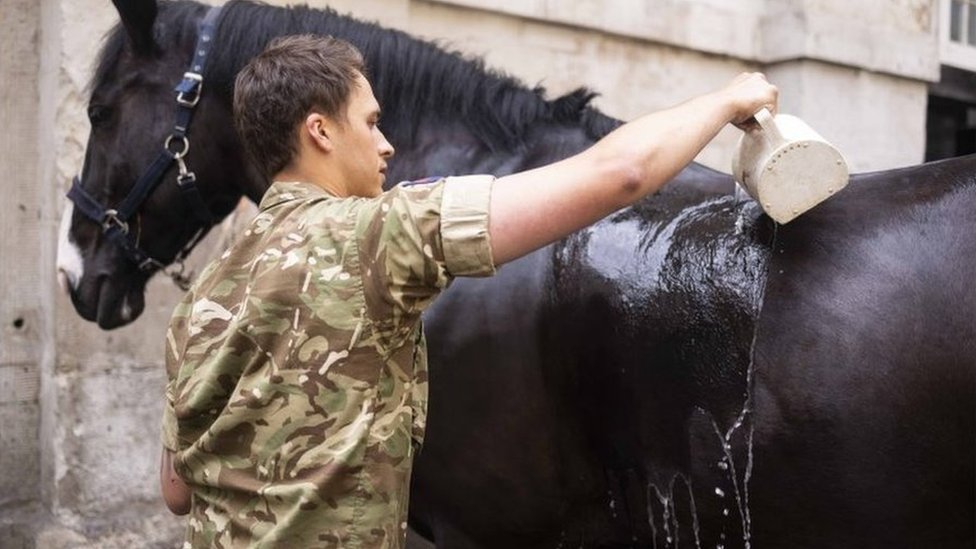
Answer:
(58, 0, 255, 329)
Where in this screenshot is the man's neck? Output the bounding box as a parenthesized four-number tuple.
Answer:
(274, 165, 348, 197)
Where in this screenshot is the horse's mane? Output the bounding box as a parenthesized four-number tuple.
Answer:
(94, 0, 620, 151)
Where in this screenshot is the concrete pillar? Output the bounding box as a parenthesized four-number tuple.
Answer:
(0, 0, 44, 527)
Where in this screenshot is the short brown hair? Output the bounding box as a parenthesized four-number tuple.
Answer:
(233, 35, 365, 179)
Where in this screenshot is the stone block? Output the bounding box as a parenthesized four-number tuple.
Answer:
(51, 366, 168, 516)
(765, 60, 929, 171)
(0, 398, 40, 507)
(311, 0, 410, 27)
(759, 0, 939, 81)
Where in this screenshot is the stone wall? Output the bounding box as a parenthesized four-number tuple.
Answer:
(1, 0, 44, 523)
(0, 0, 941, 546)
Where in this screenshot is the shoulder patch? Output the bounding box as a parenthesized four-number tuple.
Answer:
(400, 176, 444, 187)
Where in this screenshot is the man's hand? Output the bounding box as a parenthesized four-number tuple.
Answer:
(160, 449, 192, 515)
(719, 72, 779, 131)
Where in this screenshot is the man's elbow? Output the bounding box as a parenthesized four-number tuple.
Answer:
(599, 147, 649, 209)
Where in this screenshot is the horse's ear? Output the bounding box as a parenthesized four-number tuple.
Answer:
(111, 0, 158, 55)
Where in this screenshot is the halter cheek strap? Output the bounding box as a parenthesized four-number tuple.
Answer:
(67, 6, 223, 289)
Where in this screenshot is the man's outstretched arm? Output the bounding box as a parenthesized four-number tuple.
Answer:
(488, 72, 777, 265)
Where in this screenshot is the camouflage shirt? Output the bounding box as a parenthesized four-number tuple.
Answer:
(162, 176, 495, 548)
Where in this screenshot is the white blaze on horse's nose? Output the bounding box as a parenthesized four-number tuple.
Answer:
(56, 201, 84, 292)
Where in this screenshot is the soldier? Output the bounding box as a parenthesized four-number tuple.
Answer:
(160, 34, 777, 548)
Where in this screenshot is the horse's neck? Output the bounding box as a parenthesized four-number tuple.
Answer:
(204, 1, 730, 201)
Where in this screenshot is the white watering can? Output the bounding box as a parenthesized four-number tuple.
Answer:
(732, 108, 849, 224)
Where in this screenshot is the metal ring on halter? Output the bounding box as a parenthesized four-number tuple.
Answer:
(164, 134, 190, 158)
(101, 209, 130, 234)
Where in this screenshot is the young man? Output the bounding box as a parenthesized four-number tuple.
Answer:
(161, 35, 777, 547)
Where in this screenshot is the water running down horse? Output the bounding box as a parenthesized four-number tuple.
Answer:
(57, 1, 975, 547)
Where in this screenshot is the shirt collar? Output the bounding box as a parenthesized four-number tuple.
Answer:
(258, 181, 335, 211)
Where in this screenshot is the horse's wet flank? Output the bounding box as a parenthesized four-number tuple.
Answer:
(534, 184, 772, 547)
(750, 159, 976, 548)
(62, 0, 976, 546)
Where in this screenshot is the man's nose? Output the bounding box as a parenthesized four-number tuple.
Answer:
(378, 131, 395, 159)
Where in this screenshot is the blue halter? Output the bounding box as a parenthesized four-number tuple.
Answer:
(66, 6, 223, 290)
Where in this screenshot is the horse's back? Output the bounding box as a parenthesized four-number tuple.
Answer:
(751, 154, 976, 548)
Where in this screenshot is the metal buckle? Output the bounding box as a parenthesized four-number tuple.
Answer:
(101, 209, 129, 234)
(164, 259, 193, 291)
(177, 171, 197, 187)
(176, 72, 203, 107)
(137, 258, 158, 272)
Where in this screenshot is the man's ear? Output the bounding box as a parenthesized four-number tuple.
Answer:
(305, 113, 334, 153)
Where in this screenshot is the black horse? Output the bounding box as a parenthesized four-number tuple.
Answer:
(58, 1, 975, 547)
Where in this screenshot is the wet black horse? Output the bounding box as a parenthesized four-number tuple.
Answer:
(58, 1, 975, 547)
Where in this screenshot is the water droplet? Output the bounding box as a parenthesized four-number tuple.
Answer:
(667, 536, 673, 544)
(723, 508, 730, 516)
(717, 460, 729, 470)
(715, 487, 725, 498)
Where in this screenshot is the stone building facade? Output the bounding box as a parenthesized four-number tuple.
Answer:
(0, 0, 972, 546)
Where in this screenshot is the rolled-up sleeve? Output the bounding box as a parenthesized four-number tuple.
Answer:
(440, 175, 495, 277)
(356, 175, 496, 333)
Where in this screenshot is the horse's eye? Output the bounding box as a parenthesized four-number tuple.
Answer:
(87, 104, 111, 126)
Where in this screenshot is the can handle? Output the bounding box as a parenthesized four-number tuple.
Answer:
(753, 108, 785, 147)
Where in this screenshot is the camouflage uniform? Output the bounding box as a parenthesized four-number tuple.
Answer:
(162, 176, 495, 548)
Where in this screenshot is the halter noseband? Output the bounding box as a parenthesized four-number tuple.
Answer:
(67, 6, 223, 291)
